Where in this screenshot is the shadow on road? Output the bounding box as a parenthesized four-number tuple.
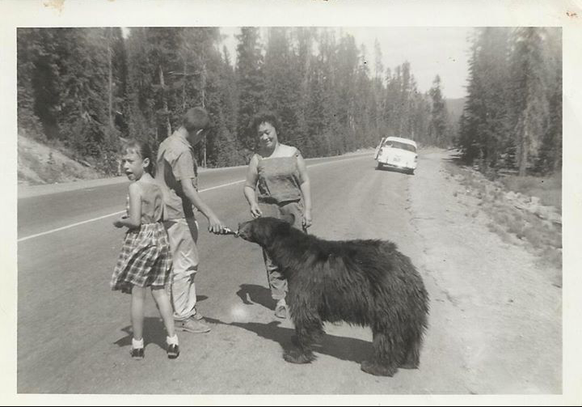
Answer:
(206, 317, 372, 365)
(113, 317, 168, 350)
(236, 284, 275, 310)
(112, 295, 209, 350)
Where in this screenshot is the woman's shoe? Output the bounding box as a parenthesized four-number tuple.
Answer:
(167, 344, 180, 359)
(274, 300, 287, 319)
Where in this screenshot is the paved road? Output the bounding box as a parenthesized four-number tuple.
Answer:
(16, 150, 564, 396)
(19, 152, 427, 394)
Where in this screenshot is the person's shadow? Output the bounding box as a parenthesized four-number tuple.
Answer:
(114, 317, 168, 350)
(236, 284, 276, 310)
(114, 295, 209, 349)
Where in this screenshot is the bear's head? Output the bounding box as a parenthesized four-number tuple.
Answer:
(237, 216, 294, 247)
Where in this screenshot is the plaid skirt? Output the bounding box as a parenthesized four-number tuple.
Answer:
(111, 222, 172, 294)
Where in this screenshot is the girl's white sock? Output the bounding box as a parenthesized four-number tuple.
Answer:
(132, 337, 144, 349)
(166, 334, 179, 346)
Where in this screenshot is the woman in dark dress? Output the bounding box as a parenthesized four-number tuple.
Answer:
(243, 112, 313, 319)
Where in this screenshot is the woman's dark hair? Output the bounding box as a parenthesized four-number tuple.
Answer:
(250, 111, 281, 134)
(122, 139, 155, 176)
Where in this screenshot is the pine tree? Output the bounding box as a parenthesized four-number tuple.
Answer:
(354, 44, 377, 148)
(17, 29, 46, 139)
(428, 75, 450, 147)
(318, 29, 342, 155)
(263, 28, 302, 149)
(372, 39, 386, 142)
(457, 28, 511, 169)
(335, 33, 360, 153)
(294, 27, 317, 156)
(126, 28, 158, 147)
(236, 27, 266, 157)
(109, 27, 129, 138)
(54, 29, 115, 168)
(147, 28, 185, 142)
(457, 36, 481, 164)
(303, 37, 329, 157)
(510, 27, 550, 176)
(211, 46, 240, 166)
(537, 28, 562, 174)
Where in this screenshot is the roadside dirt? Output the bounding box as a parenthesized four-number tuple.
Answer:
(408, 149, 561, 393)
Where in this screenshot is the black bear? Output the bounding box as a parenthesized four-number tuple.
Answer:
(237, 216, 429, 377)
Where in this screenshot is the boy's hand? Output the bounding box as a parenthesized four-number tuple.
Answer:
(207, 214, 225, 234)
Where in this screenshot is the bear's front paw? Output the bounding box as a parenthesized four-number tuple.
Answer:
(360, 360, 398, 377)
(283, 348, 316, 364)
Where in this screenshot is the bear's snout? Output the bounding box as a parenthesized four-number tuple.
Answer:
(237, 221, 253, 242)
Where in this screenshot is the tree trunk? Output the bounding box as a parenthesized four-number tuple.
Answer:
(200, 57, 207, 168)
(518, 108, 530, 176)
(108, 29, 114, 130)
(159, 66, 172, 138)
(182, 58, 187, 110)
(519, 127, 528, 176)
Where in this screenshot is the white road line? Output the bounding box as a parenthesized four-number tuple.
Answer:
(18, 154, 369, 242)
(17, 211, 128, 242)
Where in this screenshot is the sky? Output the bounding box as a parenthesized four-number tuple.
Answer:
(121, 26, 473, 99)
(220, 27, 474, 100)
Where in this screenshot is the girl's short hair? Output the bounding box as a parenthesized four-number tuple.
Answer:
(251, 111, 281, 134)
(122, 139, 155, 176)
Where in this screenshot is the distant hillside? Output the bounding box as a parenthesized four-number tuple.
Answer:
(445, 97, 466, 126)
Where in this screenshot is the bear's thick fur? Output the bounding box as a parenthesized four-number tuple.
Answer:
(237, 216, 429, 377)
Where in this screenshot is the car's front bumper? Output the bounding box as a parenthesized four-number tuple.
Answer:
(377, 157, 417, 170)
(380, 162, 416, 171)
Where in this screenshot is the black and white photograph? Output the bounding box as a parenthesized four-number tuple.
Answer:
(2, 0, 581, 404)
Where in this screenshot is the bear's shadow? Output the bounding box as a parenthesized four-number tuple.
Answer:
(205, 316, 373, 365)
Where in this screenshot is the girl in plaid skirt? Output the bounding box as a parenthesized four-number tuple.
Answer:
(111, 140, 179, 360)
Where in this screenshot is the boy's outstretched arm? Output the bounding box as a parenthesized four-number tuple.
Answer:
(180, 178, 225, 234)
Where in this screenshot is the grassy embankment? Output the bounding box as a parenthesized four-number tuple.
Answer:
(18, 134, 104, 186)
(444, 158, 562, 278)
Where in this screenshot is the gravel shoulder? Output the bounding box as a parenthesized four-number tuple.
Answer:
(409, 149, 562, 394)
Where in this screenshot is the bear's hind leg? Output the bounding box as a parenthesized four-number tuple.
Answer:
(361, 331, 399, 377)
(400, 338, 421, 369)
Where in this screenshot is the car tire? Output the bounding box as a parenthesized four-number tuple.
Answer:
(376, 162, 383, 170)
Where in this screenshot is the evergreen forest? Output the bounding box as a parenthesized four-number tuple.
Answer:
(17, 27, 561, 177)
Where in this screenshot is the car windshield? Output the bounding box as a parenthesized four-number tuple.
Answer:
(383, 140, 416, 152)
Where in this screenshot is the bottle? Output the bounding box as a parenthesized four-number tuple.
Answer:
(221, 227, 238, 236)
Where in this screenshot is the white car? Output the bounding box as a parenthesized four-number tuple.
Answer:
(374, 136, 418, 174)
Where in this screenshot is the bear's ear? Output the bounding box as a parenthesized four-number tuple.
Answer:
(281, 213, 295, 225)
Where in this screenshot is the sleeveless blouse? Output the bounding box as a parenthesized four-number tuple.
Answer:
(132, 182, 164, 224)
(256, 154, 302, 205)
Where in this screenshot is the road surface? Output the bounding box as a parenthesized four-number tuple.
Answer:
(16, 151, 561, 395)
